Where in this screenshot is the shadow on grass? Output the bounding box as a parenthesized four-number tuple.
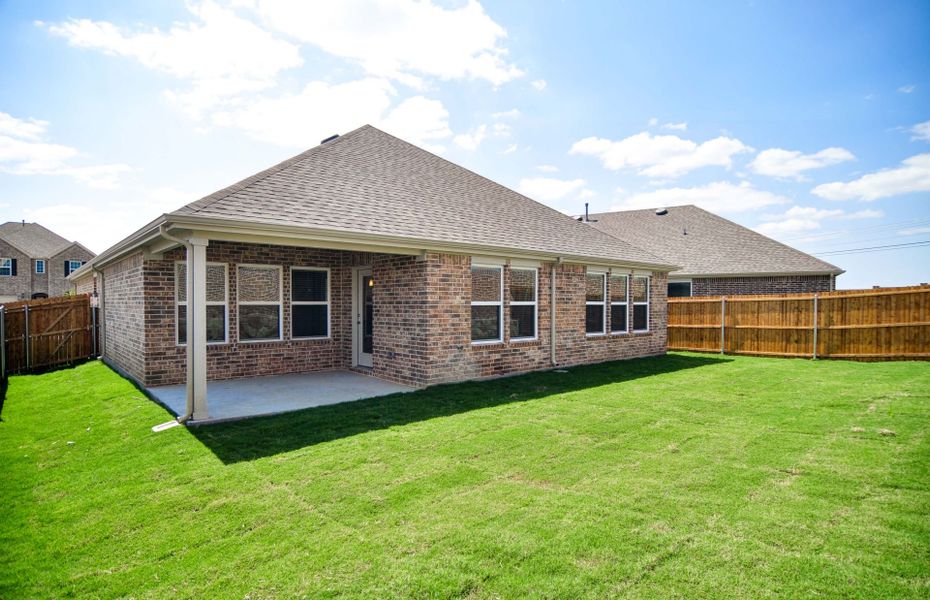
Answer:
(191, 353, 730, 464)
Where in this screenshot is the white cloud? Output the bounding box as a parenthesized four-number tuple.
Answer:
(911, 121, 930, 142)
(44, 1, 302, 117)
(378, 95, 452, 151)
(211, 78, 394, 146)
(898, 84, 916, 94)
(0, 112, 49, 140)
(517, 177, 586, 201)
(661, 122, 687, 131)
(576, 189, 596, 200)
(647, 117, 658, 127)
(535, 164, 559, 172)
(0, 111, 131, 188)
(755, 205, 883, 236)
(492, 108, 521, 120)
(453, 124, 488, 151)
(571, 132, 752, 178)
(502, 144, 518, 154)
(531, 79, 547, 91)
(900, 226, 930, 236)
(812, 154, 930, 201)
(611, 181, 789, 214)
(208, 78, 452, 151)
(492, 122, 511, 136)
(749, 147, 855, 180)
(247, 0, 522, 88)
(24, 187, 196, 253)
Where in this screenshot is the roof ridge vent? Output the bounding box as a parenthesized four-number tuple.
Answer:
(320, 134, 339, 144)
(655, 207, 668, 215)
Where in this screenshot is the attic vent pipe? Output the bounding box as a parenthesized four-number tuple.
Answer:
(320, 134, 339, 144)
(655, 208, 668, 215)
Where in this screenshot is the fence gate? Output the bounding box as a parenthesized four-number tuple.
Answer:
(0, 294, 99, 378)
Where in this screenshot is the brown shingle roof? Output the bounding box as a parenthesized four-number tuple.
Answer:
(587, 205, 843, 276)
(0, 222, 75, 258)
(172, 125, 672, 268)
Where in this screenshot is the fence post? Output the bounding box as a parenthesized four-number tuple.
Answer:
(24, 305, 30, 371)
(720, 296, 727, 354)
(812, 294, 819, 360)
(1, 305, 5, 381)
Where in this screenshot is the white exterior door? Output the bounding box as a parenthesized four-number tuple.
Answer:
(354, 268, 374, 368)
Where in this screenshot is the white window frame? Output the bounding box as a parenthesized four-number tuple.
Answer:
(236, 264, 283, 343)
(0, 258, 11, 277)
(633, 275, 650, 333)
(610, 273, 629, 335)
(471, 263, 503, 344)
(175, 262, 229, 346)
(35, 259, 46, 275)
(509, 266, 538, 342)
(668, 278, 693, 298)
(585, 269, 607, 336)
(68, 260, 83, 273)
(290, 266, 331, 340)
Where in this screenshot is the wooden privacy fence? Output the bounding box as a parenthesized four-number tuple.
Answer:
(1, 294, 99, 379)
(668, 285, 930, 360)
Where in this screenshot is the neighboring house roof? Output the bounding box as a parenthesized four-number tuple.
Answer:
(586, 205, 843, 277)
(168, 125, 672, 269)
(0, 222, 88, 259)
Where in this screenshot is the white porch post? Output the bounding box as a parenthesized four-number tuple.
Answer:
(188, 237, 210, 420)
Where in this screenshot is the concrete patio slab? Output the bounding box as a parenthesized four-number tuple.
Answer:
(148, 370, 414, 423)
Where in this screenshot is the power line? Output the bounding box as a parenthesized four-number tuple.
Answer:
(814, 240, 930, 256)
(778, 216, 930, 244)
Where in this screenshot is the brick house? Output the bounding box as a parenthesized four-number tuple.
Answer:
(0, 221, 95, 303)
(71, 125, 676, 421)
(583, 205, 844, 297)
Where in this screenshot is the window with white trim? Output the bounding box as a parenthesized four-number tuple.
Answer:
(237, 265, 282, 342)
(291, 268, 329, 339)
(36, 259, 46, 274)
(585, 270, 606, 335)
(65, 260, 83, 275)
(632, 275, 650, 332)
(176, 262, 228, 345)
(0, 258, 12, 277)
(471, 264, 502, 343)
(510, 267, 537, 340)
(610, 274, 629, 334)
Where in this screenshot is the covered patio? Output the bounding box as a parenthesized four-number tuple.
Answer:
(148, 370, 413, 423)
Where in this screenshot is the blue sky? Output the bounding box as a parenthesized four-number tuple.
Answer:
(1, 0, 928, 288)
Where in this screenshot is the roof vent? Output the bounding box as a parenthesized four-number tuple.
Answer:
(655, 208, 668, 216)
(320, 134, 339, 144)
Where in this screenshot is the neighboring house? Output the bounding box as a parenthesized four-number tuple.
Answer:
(0, 222, 95, 303)
(583, 205, 844, 297)
(70, 125, 676, 419)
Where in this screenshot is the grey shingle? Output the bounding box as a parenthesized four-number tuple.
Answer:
(0, 222, 75, 258)
(172, 125, 671, 268)
(586, 205, 843, 276)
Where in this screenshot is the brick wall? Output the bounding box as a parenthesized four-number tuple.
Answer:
(102, 252, 145, 382)
(421, 255, 667, 386)
(112, 241, 669, 389)
(0, 240, 31, 302)
(692, 275, 833, 296)
(142, 242, 372, 386)
(73, 272, 97, 296)
(49, 244, 96, 297)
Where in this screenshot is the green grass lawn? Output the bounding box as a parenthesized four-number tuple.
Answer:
(1, 353, 928, 599)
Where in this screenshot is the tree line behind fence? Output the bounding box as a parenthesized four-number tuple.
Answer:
(668, 285, 930, 360)
(1, 294, 99, 379)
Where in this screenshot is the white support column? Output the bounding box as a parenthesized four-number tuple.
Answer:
(188, 237, 210, 420)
